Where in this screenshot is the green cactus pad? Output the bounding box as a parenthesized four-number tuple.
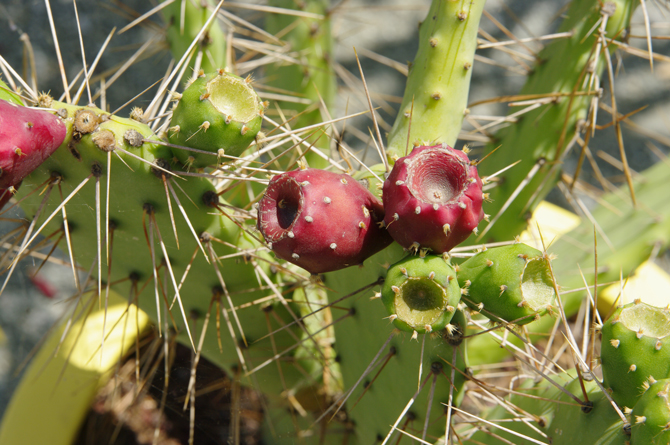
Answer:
(547, 375, 628, 445)
(386, 0, 485, 156)
(631, 378, 670, 445)
(381, 254, 461, 334)
(16, 100, 307, 399)
(601, 301, 670, 410)
(168, 71, 264, 168)
(457, 243, 556, 325)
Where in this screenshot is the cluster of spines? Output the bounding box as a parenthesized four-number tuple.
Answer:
(8, 95, 324, 407)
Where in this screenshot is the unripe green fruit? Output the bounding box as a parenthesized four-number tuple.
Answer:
(631, 378, 670, 445)
(457, 243, 556, 325)
(601, 301, 670, 410)
(381, 254, 461, 334)
(168, 71, 264, 168)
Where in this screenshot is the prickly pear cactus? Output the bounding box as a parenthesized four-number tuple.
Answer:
(0, 98, 66, 206)
(162, 0, 227, 73)
(2, 0, 670, 444)
(14, 98, 309, 401)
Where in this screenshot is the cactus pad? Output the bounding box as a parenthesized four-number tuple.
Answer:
(257, 168, 392, 273)
(601, 301, 670, 410)
(168, 71, 264, 168)
(382, 144, 484, 253)
(457, 243, 556, 325)
(381, 254, 461, 334)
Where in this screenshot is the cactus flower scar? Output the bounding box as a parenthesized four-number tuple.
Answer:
(382, 143, 484, 254)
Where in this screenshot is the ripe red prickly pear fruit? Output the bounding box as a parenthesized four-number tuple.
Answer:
(257, 168, 393, 274)
(382, 144, 484, 253)
(0, 99, 66, 190)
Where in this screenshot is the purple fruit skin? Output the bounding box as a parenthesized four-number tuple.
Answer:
(257, 168, 393, 274)
(382, 144, 484, 253)
(0, 99, 66, 190)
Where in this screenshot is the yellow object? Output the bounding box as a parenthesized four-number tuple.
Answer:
(0, 291, 150, 445)
(519, 201, 581, 250)
(0, 327, 6, 347)
(598, 260, 670, 313)
(521, 201, 670, 311)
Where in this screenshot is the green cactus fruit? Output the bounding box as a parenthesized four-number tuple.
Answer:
(600, 301, 670, 410)
(457, 243, 556, 325)
(381, 254, 461, 334)
(631, 378, 670, 445)
(168, 70, 265, 168)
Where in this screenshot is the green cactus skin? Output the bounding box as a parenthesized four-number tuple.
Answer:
(325, 243, 469, 444)
(477, 0, 637, 243)
(457, 243, 556, 325)
(168, 71, 265, 168)
(631, 379, 670, 445)
(14, 100, 313, 403)
(162, 0, 227, 74)
(265, 0, 335, 169)
(381, 254, 461, 334)
(0, 78, 23, 105)
(386, 0, 485, 158)
(601, 302, 670, 411)
(547, 377, 628, 445)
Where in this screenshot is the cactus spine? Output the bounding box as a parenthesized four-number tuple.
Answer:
(477, 0, 636, 242)
(265, 0, 335, 168)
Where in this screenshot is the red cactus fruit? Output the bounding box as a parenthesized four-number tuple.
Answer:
(257, 168, 393, 274)
(0, 99, 66, 190)
(382, 143, 484, 253)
